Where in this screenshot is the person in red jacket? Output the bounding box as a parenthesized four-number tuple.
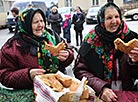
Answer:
(0, 8, 74, 89)
(73, 2, 138, 102)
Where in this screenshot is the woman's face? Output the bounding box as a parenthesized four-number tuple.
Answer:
(52, 8, 57, 13)
(32, 12, 45, 37)
(76, 7, 81, 13)
(52, 7, 57, 13)
(104, 7, 121, 33)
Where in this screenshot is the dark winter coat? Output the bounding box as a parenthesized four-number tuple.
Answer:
(48, 12, 63, 34)
(72, 12, 85, 32)
(73, 32, 138, 96)
(73, 2, 138, 96)
(0, 29, 74, 89)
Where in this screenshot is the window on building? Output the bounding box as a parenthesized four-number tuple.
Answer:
(65, 0, 72, 7)
(135, 0, 138, 3)
(92, 0, 99, 6)
(124, 0, 138, 3)
(0, 1, 4, 12)
(107, 0, 114, 2)
(124, 0, 133, 3)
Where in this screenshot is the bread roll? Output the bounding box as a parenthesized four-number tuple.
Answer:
(114, 38, 138, 54)
(69, 80, 79, 92)
(80, 89, 89, 100)
(55, 74, 72, 88)
(39, 74, 64, 92)
(45, 41, 66, 55)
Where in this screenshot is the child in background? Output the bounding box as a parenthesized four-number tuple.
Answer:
(62, 14, 71, 48)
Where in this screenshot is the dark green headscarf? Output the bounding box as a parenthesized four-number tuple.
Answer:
(18, 8, 46, 36)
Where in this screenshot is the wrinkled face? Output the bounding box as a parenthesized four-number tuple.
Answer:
(104, 7, 121, 33)
(32, 12, 45, 37)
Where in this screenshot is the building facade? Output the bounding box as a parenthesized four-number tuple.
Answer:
(58, 0, 138, 11)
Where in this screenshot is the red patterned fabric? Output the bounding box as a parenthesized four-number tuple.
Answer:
(0, 39, 74, 89)
(113, 90, 138, 102)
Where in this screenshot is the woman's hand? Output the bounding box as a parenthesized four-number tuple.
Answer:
(30, 69, 46, 80)
(57, 50, 69, 62)
(128, 48, 138, 62)
(101, 88, 118, 102)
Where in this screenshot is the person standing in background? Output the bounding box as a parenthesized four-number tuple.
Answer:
(62, 14, 72, 48)
(11, 7, 19, 18)
(45, 8, 51, 27)
(27, 3, 34, 9)
(11, 7, 19, 34)
(72, 6, 85, 46)
(48, 6, 63, 35)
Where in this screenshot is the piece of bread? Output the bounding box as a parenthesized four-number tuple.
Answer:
(39, 73, 73, 92)
(58, 89, 90, 102)
(79, 100, 88, 102)
(39, 74, 64, 92)
(45, 41, 66, 55)
(58, 92, 75, 102)
(55, 74, 72, 88)
(80, 88, 89, 100)
(114, 38, 138, 54)
(69, 80, 79, 92)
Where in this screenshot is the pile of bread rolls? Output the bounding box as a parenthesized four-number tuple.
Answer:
(39, 74, 90, 102)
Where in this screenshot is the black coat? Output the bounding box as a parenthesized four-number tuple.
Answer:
(48, 12, 63, 34)
(73, 30, 138, 95)
(72, 13, 85, 31)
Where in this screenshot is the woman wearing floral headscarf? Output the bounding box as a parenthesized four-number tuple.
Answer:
(73, 2, 138, 102)
(0, 8, 74, 89)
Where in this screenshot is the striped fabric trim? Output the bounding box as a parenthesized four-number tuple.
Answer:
(34, 79, 55, 102)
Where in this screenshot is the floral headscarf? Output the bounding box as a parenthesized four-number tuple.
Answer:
(18, 8, 60, 73)
(97, 2, 122, 28)
(84, 2, 130, 83)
